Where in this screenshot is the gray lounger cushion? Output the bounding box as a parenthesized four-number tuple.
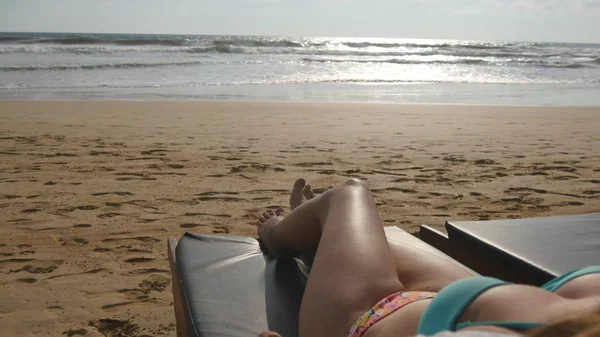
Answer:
(175, 227, 472, 337)
(176, 233, 306, 337)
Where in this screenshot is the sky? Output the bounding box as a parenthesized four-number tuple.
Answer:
(1, 0, 599, 43)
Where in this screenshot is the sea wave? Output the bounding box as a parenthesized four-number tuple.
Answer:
(2, 34, 598, 66)
(0, 36, 33, 42)
(340, 41, 513, 50)
(537, 63, 587, 69)
(32, 36, 190, 46)
(0, 60, 204, 71)
(212, 39, 307, 48)
(1, 43, 589, 61)
(1, 34, 311, 48)
(3, 56, 596, 72)
(301, 57, 599, 68)
(301, 57, 487, 65)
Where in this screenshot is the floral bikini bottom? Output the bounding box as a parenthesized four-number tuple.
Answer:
(347, 291, 436, 337)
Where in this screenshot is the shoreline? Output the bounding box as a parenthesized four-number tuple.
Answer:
(1, 101, 599, 337)
(3, 99, 600, 108)
(3, 81, 600, 107)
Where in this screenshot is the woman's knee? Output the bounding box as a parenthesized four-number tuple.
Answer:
(323, 178, 371, 199)
(342, 178, 367, 188)
(341, 178, 373, 197)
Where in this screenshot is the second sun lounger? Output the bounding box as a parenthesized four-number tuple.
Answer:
(420, 213, 600, 285)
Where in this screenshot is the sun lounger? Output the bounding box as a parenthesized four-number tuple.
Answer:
(420, 213, 600, 286)
(168, 226, 474, 337)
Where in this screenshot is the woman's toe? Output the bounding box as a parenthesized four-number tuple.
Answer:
(290, 178, 306, 210)
(303, 184, 315, 200)
(275, 207, 285, 216)
(259, 331, 282, 337)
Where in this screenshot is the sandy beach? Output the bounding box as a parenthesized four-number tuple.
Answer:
(1, 101, 599, 337)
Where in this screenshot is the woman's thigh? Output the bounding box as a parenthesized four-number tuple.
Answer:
(299, 182, 404, 337)
(388, 240, 476, 292)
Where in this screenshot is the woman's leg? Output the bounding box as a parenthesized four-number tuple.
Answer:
(293, 180, 475, 292)
(387, 241, 476, 292)
(257, 179, 404, 337)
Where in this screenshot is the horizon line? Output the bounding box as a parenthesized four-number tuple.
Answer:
(1, 30, 599, 45)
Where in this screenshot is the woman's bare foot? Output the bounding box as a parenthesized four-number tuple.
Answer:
(257, 209, 285, 256)
(258, 178, 317, 257)
(290, 178, 316, 210)
(290, 178, 306, 210)
(303, 183, 315, 201)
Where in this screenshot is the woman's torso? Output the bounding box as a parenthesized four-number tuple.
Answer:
(364, 274, 600, 337)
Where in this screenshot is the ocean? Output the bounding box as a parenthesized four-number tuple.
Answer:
(1, 32, 600, 105)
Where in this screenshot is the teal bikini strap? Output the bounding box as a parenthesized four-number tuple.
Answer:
(541, 266, 600, 292)
(456, 321, 544, 331)
(417, 277, 508, 336)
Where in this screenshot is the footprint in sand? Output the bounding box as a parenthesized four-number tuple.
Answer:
(139, 275, 170, 293)
(184, 212, 232, 218)
(45, 305, 64, 313)
(102, 236, 160, 243)
(21, 208, 41, 213)
(583, 190, 600, 196)
(470, 192, 488, 199)
(379, 187, 418, 194)
(212, 226, 230, 234)
(124, 257, 156, 263)
(76, 205, 98, 211)
(0, 258, 63, 274)
(94, 247, 112, 252)
(110, 289, 148, 301)
(505, 187, 548, 195)
(46, 268, 107, 282)
(0, 277, 38, 285)
(252, 196, 272, 201)
(100, 301, 146, 312)
(180, 223, 202, 229)
(126, 248, 152, 254)
(71, 238, 89, 245)
(97, 212, 122, 219)
(442, 155, 467, 163)
(90, 319, 139, 335)
(92, 191, 134, 196)
(125, 268, 169, 276)
(473, 159, 499, 165)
